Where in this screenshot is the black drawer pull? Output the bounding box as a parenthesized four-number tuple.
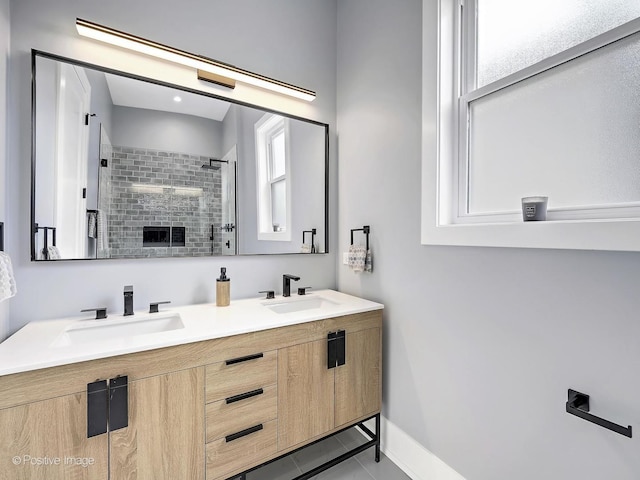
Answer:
(225, 424, 263, 442)
(226, 388, 264, 404)
(225, 353, 264, 366)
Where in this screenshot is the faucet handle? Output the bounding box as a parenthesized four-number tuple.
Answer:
(149, 301, 171, 313)
(297, 287, 312, 296)
(81, 307, 108, 320)
(259, 290, 275, 299)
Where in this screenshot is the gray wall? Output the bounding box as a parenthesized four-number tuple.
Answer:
(6, 0, 337, 333)
(85, 67, 113, 211)
(221, 103, 238, 158)
(337, 1, 640, 479)
(112, 106, 223, 158)
(0, 0, 9, 340)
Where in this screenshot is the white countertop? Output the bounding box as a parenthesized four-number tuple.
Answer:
(0, 289, 383, 376)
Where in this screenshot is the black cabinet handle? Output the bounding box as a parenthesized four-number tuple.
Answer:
(336, 330, 346, 367)
(327, 332, 338, 369)
(328, 330, 346, 369)
(109, 376, 129, 432)
(225, 424, 263, 442)
(225, 388, 264, 405)
(225, 353, 264, 366)
(87, 380, 108, 438)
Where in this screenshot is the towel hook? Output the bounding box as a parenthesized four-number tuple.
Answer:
(350, 225, 370, 250)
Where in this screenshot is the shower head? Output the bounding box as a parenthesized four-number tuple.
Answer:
(202, 158, 228, 170)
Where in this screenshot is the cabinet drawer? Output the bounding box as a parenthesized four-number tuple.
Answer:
(206, 419, 277, 480)
(206, 350, 276, 403)
(206, 384, 277, 443)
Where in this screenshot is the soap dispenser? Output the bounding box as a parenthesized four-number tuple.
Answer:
(216, 267, 230, 307)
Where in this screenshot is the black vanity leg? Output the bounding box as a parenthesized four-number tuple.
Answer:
(375, 413, 381, 463)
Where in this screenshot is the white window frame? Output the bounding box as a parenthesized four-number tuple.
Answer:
(421, 0, 640, 251)
(255, 113, 292, 241)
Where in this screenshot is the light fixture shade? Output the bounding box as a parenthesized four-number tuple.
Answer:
(75, 18, 316, 102)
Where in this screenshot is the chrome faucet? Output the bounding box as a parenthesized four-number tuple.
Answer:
(124, 285, 134, 316)
(282, 274, 300, 297)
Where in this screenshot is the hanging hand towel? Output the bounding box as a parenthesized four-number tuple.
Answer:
(364, 248, 373, 273)
(97, 209, 109, 258)
(0, 251, 17, 302)
(301, 243, 312, 253)
(348, 244, 367, 273)
(47, 245, 62, 260)
(87, 211, 98, 238)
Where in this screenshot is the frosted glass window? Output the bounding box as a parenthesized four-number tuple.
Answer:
(468, 32, 640, 215)
(477, 0, 640, 87)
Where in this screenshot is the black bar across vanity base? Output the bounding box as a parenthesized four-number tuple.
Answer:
(228, 413, 381, 480)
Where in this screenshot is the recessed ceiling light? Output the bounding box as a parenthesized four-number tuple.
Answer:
(173, 96, 182, 102)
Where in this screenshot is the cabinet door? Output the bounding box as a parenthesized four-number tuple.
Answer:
(335, 327, 382, 427)
(278, 339, 334, 449)
(0, 392, 108, 480)
(110, 367, 205, 480)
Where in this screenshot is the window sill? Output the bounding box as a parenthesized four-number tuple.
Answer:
(258, 231, 292, 242)
(421, 218, 640, 251)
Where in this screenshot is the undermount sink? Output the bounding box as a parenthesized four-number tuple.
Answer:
(263, 295, 339, 314)
(51, 312, 184, 347)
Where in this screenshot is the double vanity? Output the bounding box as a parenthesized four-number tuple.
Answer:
(0, 290, 383, 480)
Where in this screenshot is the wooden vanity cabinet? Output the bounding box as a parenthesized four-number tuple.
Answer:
(110, 367, 205, 480)
(278, 325, 382, 451)
(0, 392, 109, 480)
(204, 350, 278, 480)
(0, 309, 382, 480)
(0, 360, 205, 480)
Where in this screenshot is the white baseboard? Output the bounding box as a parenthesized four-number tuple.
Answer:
(363, 416, 466, 480)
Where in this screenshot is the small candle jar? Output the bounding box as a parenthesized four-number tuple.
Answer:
(521, 196, 548, 221)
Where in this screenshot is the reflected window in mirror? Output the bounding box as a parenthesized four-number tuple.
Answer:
(255, 114, 291, 241)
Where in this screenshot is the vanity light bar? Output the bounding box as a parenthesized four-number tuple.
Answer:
(75, 18, 316, 102)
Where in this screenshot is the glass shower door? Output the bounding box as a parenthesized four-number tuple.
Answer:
(221, 146, 237, 256)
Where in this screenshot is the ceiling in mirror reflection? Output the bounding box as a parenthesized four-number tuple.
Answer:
(104, 74, 231, 121)
(31, 51, 328, 261)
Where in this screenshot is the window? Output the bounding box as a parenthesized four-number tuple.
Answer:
(255, 114, 291, 241)
(421, 0, 640, 251)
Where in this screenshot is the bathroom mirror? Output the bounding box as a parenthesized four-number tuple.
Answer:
(31, 50, 328, 261)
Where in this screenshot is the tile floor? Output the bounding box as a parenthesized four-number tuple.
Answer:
(244, 427, 412, 480)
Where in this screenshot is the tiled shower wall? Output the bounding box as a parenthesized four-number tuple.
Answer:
(106, 146, 224, 258)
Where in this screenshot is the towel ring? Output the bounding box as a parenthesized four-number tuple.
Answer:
(350, 226, 370, 250)
(34, 224, 57, 260)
